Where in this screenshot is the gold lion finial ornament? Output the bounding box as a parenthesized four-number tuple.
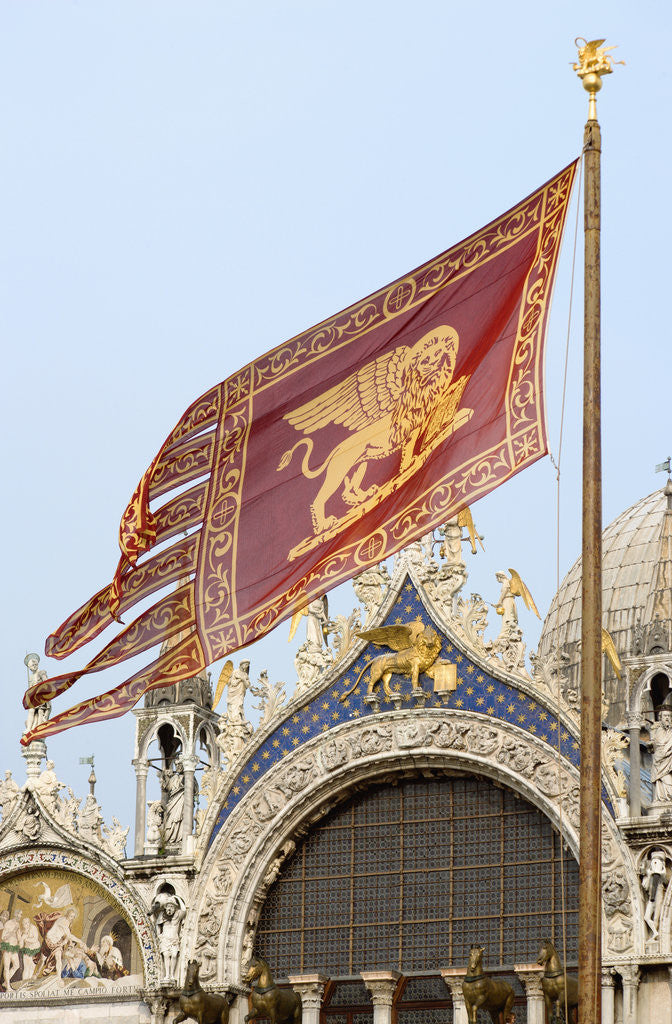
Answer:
(573, 37, 624, 120)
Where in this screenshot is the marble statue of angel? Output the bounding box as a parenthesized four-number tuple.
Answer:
(493, 568, 540, 635)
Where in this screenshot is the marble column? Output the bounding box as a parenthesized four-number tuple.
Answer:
(627, 711, 643, 817)
(514, 963, 544, 1024)
(22, 739, 46, 784)
(182, 753, 198, 854)
(619, 964, 640, 1024)
(147, 995, 168, 1024)
(288, 973, 328, 1024)
(601, 968, 616, 1024)
(361, 971, 402, 1024)
(229, 992, 252, 1024)
(440, 967, 468, 1024)
(132, 757, 148, 856)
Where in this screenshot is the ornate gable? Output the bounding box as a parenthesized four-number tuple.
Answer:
(202, 557, 615, 854)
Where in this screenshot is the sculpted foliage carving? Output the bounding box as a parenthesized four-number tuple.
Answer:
(602, 870, 630, 919)
(467, 724, 499, 755)
(497, 736, 541, 776)
(321, 737, 351, 772)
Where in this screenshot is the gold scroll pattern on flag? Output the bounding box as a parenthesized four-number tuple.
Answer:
(23, 161, 578, 743)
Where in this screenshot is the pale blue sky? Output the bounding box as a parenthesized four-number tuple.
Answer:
(1, 1, 670, 837)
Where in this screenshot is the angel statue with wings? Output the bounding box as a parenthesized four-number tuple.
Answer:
(493, 569, 539, 637)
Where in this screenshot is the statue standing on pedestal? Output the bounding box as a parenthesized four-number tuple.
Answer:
(305, 596, 330, 648)
(33, 759, 63, 811)
(650, 705, 672, 802)
(0, 770, 20, 823)
(23, 653, 51, 735)
(227, 660, 252, 726)
(641, 848, 669, 940)
(216, 660, 254, 762)
(78, 793, 104, 843)
(161, 759, 186, 847)
(485, 568, 539, 674)
(292, 597, 334, 694)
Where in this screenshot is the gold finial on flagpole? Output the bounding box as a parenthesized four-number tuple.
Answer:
(573, 38, 623, 119)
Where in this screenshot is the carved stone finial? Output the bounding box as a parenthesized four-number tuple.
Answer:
(102, 816, 129, 858)
(353, 563, 390, 625)
(250, 671, 287, 730)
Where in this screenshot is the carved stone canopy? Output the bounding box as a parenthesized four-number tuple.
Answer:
(145, 671, 212, 709)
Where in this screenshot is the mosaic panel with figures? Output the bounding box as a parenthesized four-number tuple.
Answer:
(0, 869, 142, 995)
(256, 774, 578, 978)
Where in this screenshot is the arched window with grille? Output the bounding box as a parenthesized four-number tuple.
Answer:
(256, 773, 578, 993)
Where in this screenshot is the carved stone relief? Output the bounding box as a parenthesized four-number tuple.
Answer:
(1, 757, 131, 863)
(602, 728, 629, 802)
(190, 709, 637, 981)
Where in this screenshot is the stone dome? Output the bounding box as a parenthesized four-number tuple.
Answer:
(537, 481, 672, 726)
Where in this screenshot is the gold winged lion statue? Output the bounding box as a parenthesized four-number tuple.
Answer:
(277, 326, 472, 537)
(340, 622, 442, 701)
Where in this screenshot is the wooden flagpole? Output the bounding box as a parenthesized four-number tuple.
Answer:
(573, 38, 622, 1024)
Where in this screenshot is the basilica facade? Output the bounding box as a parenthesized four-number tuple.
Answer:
(1, 482, 672, 1024)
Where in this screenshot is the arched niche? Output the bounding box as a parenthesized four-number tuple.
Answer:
(137, 715, 188, 766)
(629, 663, 672, 721)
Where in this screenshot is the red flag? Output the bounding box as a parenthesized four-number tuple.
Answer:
(23, 161, 578, 744)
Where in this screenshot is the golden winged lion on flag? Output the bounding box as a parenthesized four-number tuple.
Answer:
(277, 325, 473, 541)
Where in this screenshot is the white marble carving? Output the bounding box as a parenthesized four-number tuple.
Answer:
(78, 792, 104, 844)
(650, 707, 672, 804)
(161, 759, 186, 847)
(30, 760, 64, 811)
(641, 848, 669, 942)
(250, 671, 287, 730)
(151, 888, 187, 982)
(352, 563, 390, 625)
(0, 770, 20, 823)
(102, 816, 130, 859)
(22, 653, 51, 736)
(217, 661, 254, 764)
(192, 708, 637, 981)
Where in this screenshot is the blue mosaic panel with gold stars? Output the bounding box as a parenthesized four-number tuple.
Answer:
(208, 577, 608, 848)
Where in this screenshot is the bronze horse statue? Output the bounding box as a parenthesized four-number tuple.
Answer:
(536, 939, 579, 1023)
(462, 945, 515, 1024)
(175, 959, 235, 1024)
(244, 956, 302, 1024)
